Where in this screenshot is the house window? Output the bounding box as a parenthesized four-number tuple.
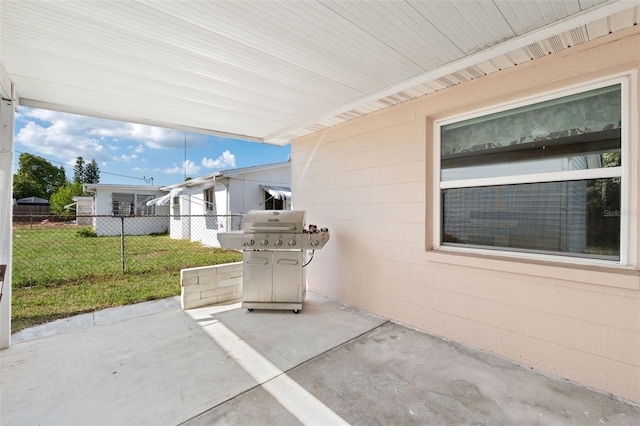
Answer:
(436, 78, 632, 264)
(204, 188, 215, 214)
(171, 196, 180, 220)
(113, 193, 133, 216)
(112, 193, 155, 216)
(135, 194, 155, 216)
(264, 192, 284, 210)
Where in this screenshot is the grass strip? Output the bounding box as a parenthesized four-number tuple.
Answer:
(12, 226, 242, 332)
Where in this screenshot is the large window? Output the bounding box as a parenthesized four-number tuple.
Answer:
(436, 78, 632, 264)
(112, 193, 155, 216)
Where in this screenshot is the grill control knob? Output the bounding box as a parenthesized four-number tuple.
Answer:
(261, 239, 269, 247)
(274, 239, 283, 247)
(246, 239, 255, 246)
(288, 239, 296, 247)
(311, 239, 319, 247)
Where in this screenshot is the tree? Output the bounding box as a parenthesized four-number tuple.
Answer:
(73, 156, 100, 184)
(73, 156, 85, 183)
(84, 159, 100, 183)
(13, 153, 66, 200)
(50, 182, 85, 216)
(57, 165, 67, 188)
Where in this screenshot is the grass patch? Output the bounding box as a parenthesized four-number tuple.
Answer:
(12, 226, 242, 332)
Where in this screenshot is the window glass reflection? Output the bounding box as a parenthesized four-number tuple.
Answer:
(442, 179, 620, 260)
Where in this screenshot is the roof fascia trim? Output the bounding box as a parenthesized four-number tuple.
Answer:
(83, 183, 163, 193)
(218, 161, 291, 177)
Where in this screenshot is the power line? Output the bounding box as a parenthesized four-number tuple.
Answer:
(13, 150, 149, 182)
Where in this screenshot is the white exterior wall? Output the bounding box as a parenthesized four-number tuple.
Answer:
(90, 187, 169, 236)
(227, 166, 291, 213)
(185, 186, 206, 215)
(74, 197, 93, 226)
(291, 27, 640, 403)
(178, 182, 228, 247)
(170, 193, 190, 240)
(227, 179, 249, 214)
(91, 216, 168, 236)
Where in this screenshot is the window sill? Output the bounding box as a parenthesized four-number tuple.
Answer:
(426, 248, 640, 291)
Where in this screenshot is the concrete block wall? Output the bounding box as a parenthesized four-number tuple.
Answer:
(291, 27, 640, 403)
(181, 262, 242, 310)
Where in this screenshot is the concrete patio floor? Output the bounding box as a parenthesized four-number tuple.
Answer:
(2, 293, 639, 425)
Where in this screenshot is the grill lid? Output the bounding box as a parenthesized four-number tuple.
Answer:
(243, 210, 306, 234)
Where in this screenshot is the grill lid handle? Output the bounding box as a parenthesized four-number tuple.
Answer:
(249, 226, 297, 232)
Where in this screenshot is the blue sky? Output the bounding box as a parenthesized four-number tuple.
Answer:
(13, 107, 291, 187)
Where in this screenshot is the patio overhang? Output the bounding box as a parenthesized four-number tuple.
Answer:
(1, 1, 638, 145)
(1, 0, 639, 350)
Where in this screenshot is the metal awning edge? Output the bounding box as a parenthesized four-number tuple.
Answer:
(261, 185, 291, 201)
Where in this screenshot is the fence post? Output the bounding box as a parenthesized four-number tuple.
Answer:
(120, 216, 125, 273)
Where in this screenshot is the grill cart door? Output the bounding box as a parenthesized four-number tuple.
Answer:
(272, 251, 304, 303)
(242, 251, 272, 303)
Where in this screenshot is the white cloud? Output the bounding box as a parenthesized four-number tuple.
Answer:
(121, 153, 138, 162)
(128, 124, 207, 150)
(13, 106, 261, 186)
(16, 120, 107, 161)
(164, 160, 200, 175)
(202, 150, 236, 169)
(16, 107, 207, 160)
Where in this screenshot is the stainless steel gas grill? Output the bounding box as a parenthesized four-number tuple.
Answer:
(218, 210, 329, 313)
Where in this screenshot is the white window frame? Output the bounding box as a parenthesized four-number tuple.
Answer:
(433, 73, 637, 267)
(203, 188, 215, 214)
(112, 193, 133, 216)
(112, 193, 155, 216)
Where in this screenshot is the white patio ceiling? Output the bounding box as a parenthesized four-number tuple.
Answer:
(1, 1, 638, 146)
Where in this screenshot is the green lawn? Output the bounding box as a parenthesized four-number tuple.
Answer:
(11, 225, 242, 332)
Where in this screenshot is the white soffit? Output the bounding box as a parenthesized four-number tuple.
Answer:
(0, 1, 638, 146)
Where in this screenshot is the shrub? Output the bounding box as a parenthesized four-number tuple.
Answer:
(50, 182, 85, 216)
(76, 227, 97, 238)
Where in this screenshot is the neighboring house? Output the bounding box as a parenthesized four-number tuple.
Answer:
(82, 184, 169, 236)
(79, 162, 289, 242)
(156, 161, 290, 247)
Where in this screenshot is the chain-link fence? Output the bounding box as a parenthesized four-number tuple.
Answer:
(12, 214, 244, 289)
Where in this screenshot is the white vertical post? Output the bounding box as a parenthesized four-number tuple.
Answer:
(0, 96, 15, 349)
